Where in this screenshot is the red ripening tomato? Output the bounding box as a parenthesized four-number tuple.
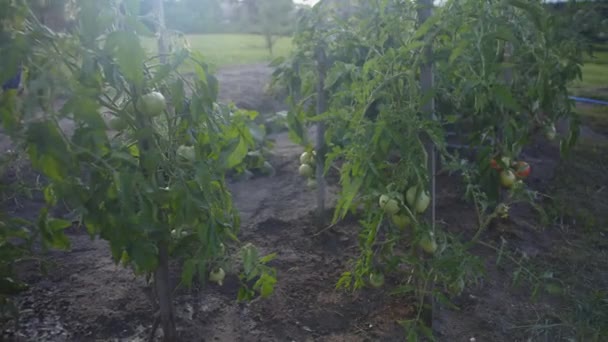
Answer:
(512, 161, 531, 179)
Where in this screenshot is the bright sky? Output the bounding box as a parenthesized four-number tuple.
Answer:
(294, 0, 564, 6)
(293, 0, 448, 6)
(294, 0, 320, 5)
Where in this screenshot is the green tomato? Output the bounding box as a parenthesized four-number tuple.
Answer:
(415, 191, 430, 213)
(406, 186, 417, 207)
(209, 268, 226, 286)
(299, 163, 313, 178)
(369, 272, 385, 288)
(177, 145, 196, 162)
(391, 214, 410, 229)
(300, 152, 313, 165)
(500, 170, 516, 188)
(420, 234, 437, 254)
(306, 178, 317, 190)
(219, 242, 226, 255)
(384, 199, 399, 215)
(137, 91, 166, 117)
(378, 194, 390, 209)
(406, 187, 430, 213)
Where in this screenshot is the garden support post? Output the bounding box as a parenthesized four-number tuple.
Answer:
(315, 46, 328, 226)
(154, 0, 168, 64)
(155, 242, 177, 341)
(417, 0, 439, 333)
(152, 1, 177, 341)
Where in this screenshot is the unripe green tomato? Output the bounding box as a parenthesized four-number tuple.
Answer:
(384, 199, 399, 215)
(369, 272, 385, 288)
(379, 194, 390, 209)
(406, 186, 417, 207)
(299, 163, 313, 178)
(500, 170, 516, 188)
(306, 178, 317, 190)
(137, 91, 166, 117)
(209, 268, 226, 286)
(420, 235, 437, 254)
(300, 152, 313, 165)
(406, 187, 430, 213)
(391, 214, 410, 229)
(415, 191, 430, 213)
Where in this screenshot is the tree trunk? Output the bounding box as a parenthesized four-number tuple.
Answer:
(265, 33, 274, 56)
(155, 242, 177, 341)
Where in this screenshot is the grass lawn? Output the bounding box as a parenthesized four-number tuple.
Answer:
(570, 49, 608, 99)
(570, 46, 608, 133)
(143, 34, 292, 68)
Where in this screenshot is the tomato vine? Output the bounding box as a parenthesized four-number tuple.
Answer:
(0, 0, 277, 340)
(275, 0, 584, 338)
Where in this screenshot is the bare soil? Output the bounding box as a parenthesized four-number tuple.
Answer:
(0, 64, 606, 342)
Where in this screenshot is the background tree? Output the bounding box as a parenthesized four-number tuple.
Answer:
(247, 0, 295, 56)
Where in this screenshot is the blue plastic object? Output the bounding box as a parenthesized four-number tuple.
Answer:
(569, 96, 608, 106)
(1, 68, 22, 91)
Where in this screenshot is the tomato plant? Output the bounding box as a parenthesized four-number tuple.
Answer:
(0, 0, 74, 324)
(0, 0, 276, 340)
(277, 0, 584, 338)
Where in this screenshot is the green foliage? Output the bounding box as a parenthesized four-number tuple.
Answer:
(0, 0, 277, 332)
(0, 211, 71, 321)
(275, 0, 586, 338)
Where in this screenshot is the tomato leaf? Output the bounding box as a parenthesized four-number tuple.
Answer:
(181, 259, 197, 287)
(224, 137, 249, 169)
(254, 273, 276, 298)
(130, 243, 158, 272)
(48, 218, 72, 232)
(104, 31, 146, 89)
(492, 84, 520, 111)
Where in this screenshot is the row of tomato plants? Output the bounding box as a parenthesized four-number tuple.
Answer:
(274, 0, 586, 338)
(0, 0, 278, 340)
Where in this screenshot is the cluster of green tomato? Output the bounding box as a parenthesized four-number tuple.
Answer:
(298, 151, 318, 190)
(379, 186, 436, 254)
